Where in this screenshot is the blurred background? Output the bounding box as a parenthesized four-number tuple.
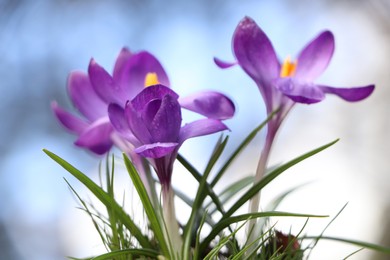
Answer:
(1, 0, 390, 259)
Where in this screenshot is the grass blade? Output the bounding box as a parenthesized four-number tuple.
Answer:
(181, 137, 229, 260)
(123, 153, 170, 257)
(199, 211, 327, 254)
(210, 109, 279, 187)
(203, 220, 247, 260)
(206, 176, 254, 215)
(90, 248, 160, 260)
(177, 154, 225, 215)
(303, 236, 390, 254)
(43, 149, 152, 249)
(224, 139, 339, 218)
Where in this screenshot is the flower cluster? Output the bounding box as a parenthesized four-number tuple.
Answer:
(46, 16, 385, 260)
(52, 49, 234, 188)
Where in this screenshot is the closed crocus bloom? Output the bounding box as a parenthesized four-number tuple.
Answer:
(108, 84, 230, 252)
(108, 84, 229, 187)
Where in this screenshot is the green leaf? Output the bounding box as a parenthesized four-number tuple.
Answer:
(123, 153, 170, 257)
(177, 154, 225, 215)
(104, 155, 121, 251)
(206, 176, 254, 215)
(173, 187, 216, 226)
(210, 108, 280, 187)
(177, 136, 229, 216)
(90, 248, 160, 260)
(64, 178, 110, 252)
(203, 220, 247, 260)
(344, 248, 364, 259)
(224, 139, 339, 218)
(43, 149, 152, 249)
(231, 228, 269, 260)
(204, 135, 229, 179)
(303, 236, 390, 254)
(181, 137, 230, 260)
(199, 211, 328, 254)
(193, 210, 208, 260)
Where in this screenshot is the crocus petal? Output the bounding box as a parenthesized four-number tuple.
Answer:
(233, 16, 280, 85)
(67, 71, 107, 121)
(179, 91, 235, 119)
(275, 78, 325, 104)
(115, 51, 170, 100)
(320, 85, 375, 102)
(295, 31, 335, 81)
(146, 94, 182, 142)
(112, 47, 133, 81)
(213, 57, 237, 69)
(108, 103, 139, 144)
(125, 101, 153, 144)
(75, 117, 113, 155)
(88, 59, 125, 105)
(51, 101, 89, 134)
(131, 84, 179, 110)
(134, 142, 178, 158)
(179, 118, 228, 144)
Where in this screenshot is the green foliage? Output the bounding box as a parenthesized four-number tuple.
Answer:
(43, 149, 152, 250)
(44, 113, 390, 259)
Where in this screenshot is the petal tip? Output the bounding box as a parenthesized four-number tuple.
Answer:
(213, 57, 237, 69)
(120, 47, 131, 54)
(241, 16, 255, 25)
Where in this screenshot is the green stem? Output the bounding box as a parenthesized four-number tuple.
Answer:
(162, 185, 182, 259)
(247, 124, 276, 245)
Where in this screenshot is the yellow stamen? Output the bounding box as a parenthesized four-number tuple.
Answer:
(144, 72, 160, 87)
(280, 56, 297, 78)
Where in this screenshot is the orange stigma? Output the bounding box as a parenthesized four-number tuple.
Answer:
(280, 56, 297, 78)
(144, 72, 160, 87)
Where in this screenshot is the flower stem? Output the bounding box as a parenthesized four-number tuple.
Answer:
(111, 134, 159, 207)
(162, 185, 182, 258)
(246, 125, 276, 244)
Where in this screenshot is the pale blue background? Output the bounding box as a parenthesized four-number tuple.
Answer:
(1, 1, 390, 259)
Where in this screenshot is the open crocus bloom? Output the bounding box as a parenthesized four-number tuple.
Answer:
(51, 72, 113, 154)
(52, 48, 169, 154)
(108, 85, 229, 187)
(216, 17, 376, 228)
(52, 48, 235, 155)
(217, 16, 374, 120)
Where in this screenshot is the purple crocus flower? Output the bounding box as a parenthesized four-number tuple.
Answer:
(216, 16, 374, 129)
(108, 84, 229, 250)
(52, 48, 170, 155)
(216, 16, 375, 163)
(216, 16, 375, 239)
(53, 48, 235, 155)
(108, 84, 229, 188)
